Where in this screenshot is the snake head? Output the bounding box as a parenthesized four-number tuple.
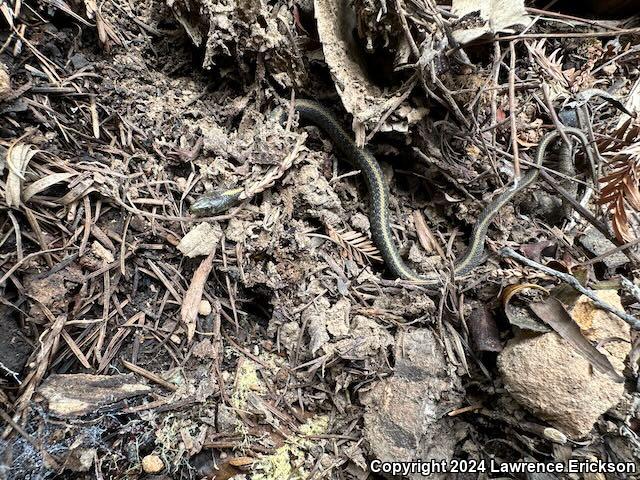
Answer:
(190, 188, 243, 216)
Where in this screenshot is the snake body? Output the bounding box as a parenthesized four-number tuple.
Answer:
(191, 99, 594, 284)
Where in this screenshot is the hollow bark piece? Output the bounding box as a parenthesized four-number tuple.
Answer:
(313, 0, 415, 143)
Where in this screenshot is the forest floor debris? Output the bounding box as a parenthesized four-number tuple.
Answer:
(1, 0, 640, 479)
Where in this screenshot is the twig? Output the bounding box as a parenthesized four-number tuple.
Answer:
(112, 194, 244, 222)
(454, 81, 539, 96)
(0, 246, 68, 286)
(449, 26, 640, 54)
(366, 74, 418, 142)
(121, 359, 177, 391)
(394, 0, 420, 60)
(508, 41, 520, 179)
(581, 238, 640, 266)
(500, 247, 640, 329)
(539, 169, 640, 265)
(525, 7, 625, 31)
(494, 26, 640, 41)
(471, 138, 589, 185)
(541, 83, 570, 146)
(620, 276, 640, 305)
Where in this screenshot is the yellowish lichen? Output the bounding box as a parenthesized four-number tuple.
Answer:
(251, 445, 299, 480)
(231, 360, 265, 409)
(299, 415, 329, 437)
(250, 415, 329, 480)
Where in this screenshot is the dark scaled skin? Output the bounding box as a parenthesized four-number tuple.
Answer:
(191, 99, 596, 283)
(190, 187, 244, 216)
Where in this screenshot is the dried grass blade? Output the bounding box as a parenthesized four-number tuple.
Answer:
(61, 329, 92, 369)
(121, 359, 177, 391)
(22, 172, 76, 201)
(97, 312, 145, 373)
(15, 310, 67, 413)
(23, 207, 54, 267)
(5, 143, 38, 207)
(147, 259, 183, 303)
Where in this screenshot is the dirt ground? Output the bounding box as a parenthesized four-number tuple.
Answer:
(1, 0, 640, 479)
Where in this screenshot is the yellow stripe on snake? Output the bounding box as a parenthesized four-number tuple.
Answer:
(191, 99, 595, 284)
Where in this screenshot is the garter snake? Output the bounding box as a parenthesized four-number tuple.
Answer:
(191, 99, 595, 284)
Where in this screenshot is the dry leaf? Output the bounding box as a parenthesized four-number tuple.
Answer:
(23, 172, 76, 202)
(526, 40, 570, 90)
(529, 297, 624, 383)
(48, 0, 92, 26)
(598, 122, 640, 242)
(413, 210, 445, 258)
(181, 249, 216, 342)
(452, 0, 529, 44)
(468, 301, 503, 353)
(501, 283, 550, 332)
(550, 267, 589, 306)
(306, 310, 330, 355)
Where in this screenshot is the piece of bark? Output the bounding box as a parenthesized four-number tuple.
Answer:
(38, 373, 151, 417)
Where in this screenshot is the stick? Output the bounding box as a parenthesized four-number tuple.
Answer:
(500, 247, 640, 329)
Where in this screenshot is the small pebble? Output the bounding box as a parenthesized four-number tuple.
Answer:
(142, 454, 164, 474)
(176, 177, 188, 192)
(542, 427, 567, 444)
(91, 241, 114, 263)
(198, 300, 212, 316)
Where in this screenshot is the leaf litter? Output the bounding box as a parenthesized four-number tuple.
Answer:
(1, 0, 640, 478)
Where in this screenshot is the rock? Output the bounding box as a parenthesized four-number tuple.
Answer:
(142, 454, 164, 474)
(360, 329, 464, 479)
(69, 53, 89, 69)
(578, 227, 628, 270)
(198, 299, 212, 316)
(498, 290, 630, 438)
(177, 222, 221, 257)
(571, 290, 630, 368)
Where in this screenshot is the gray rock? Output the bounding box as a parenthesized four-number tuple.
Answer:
(578, 227, 628, 270)
(361, 329, 464, 479)
(70, 53, 89, 70)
